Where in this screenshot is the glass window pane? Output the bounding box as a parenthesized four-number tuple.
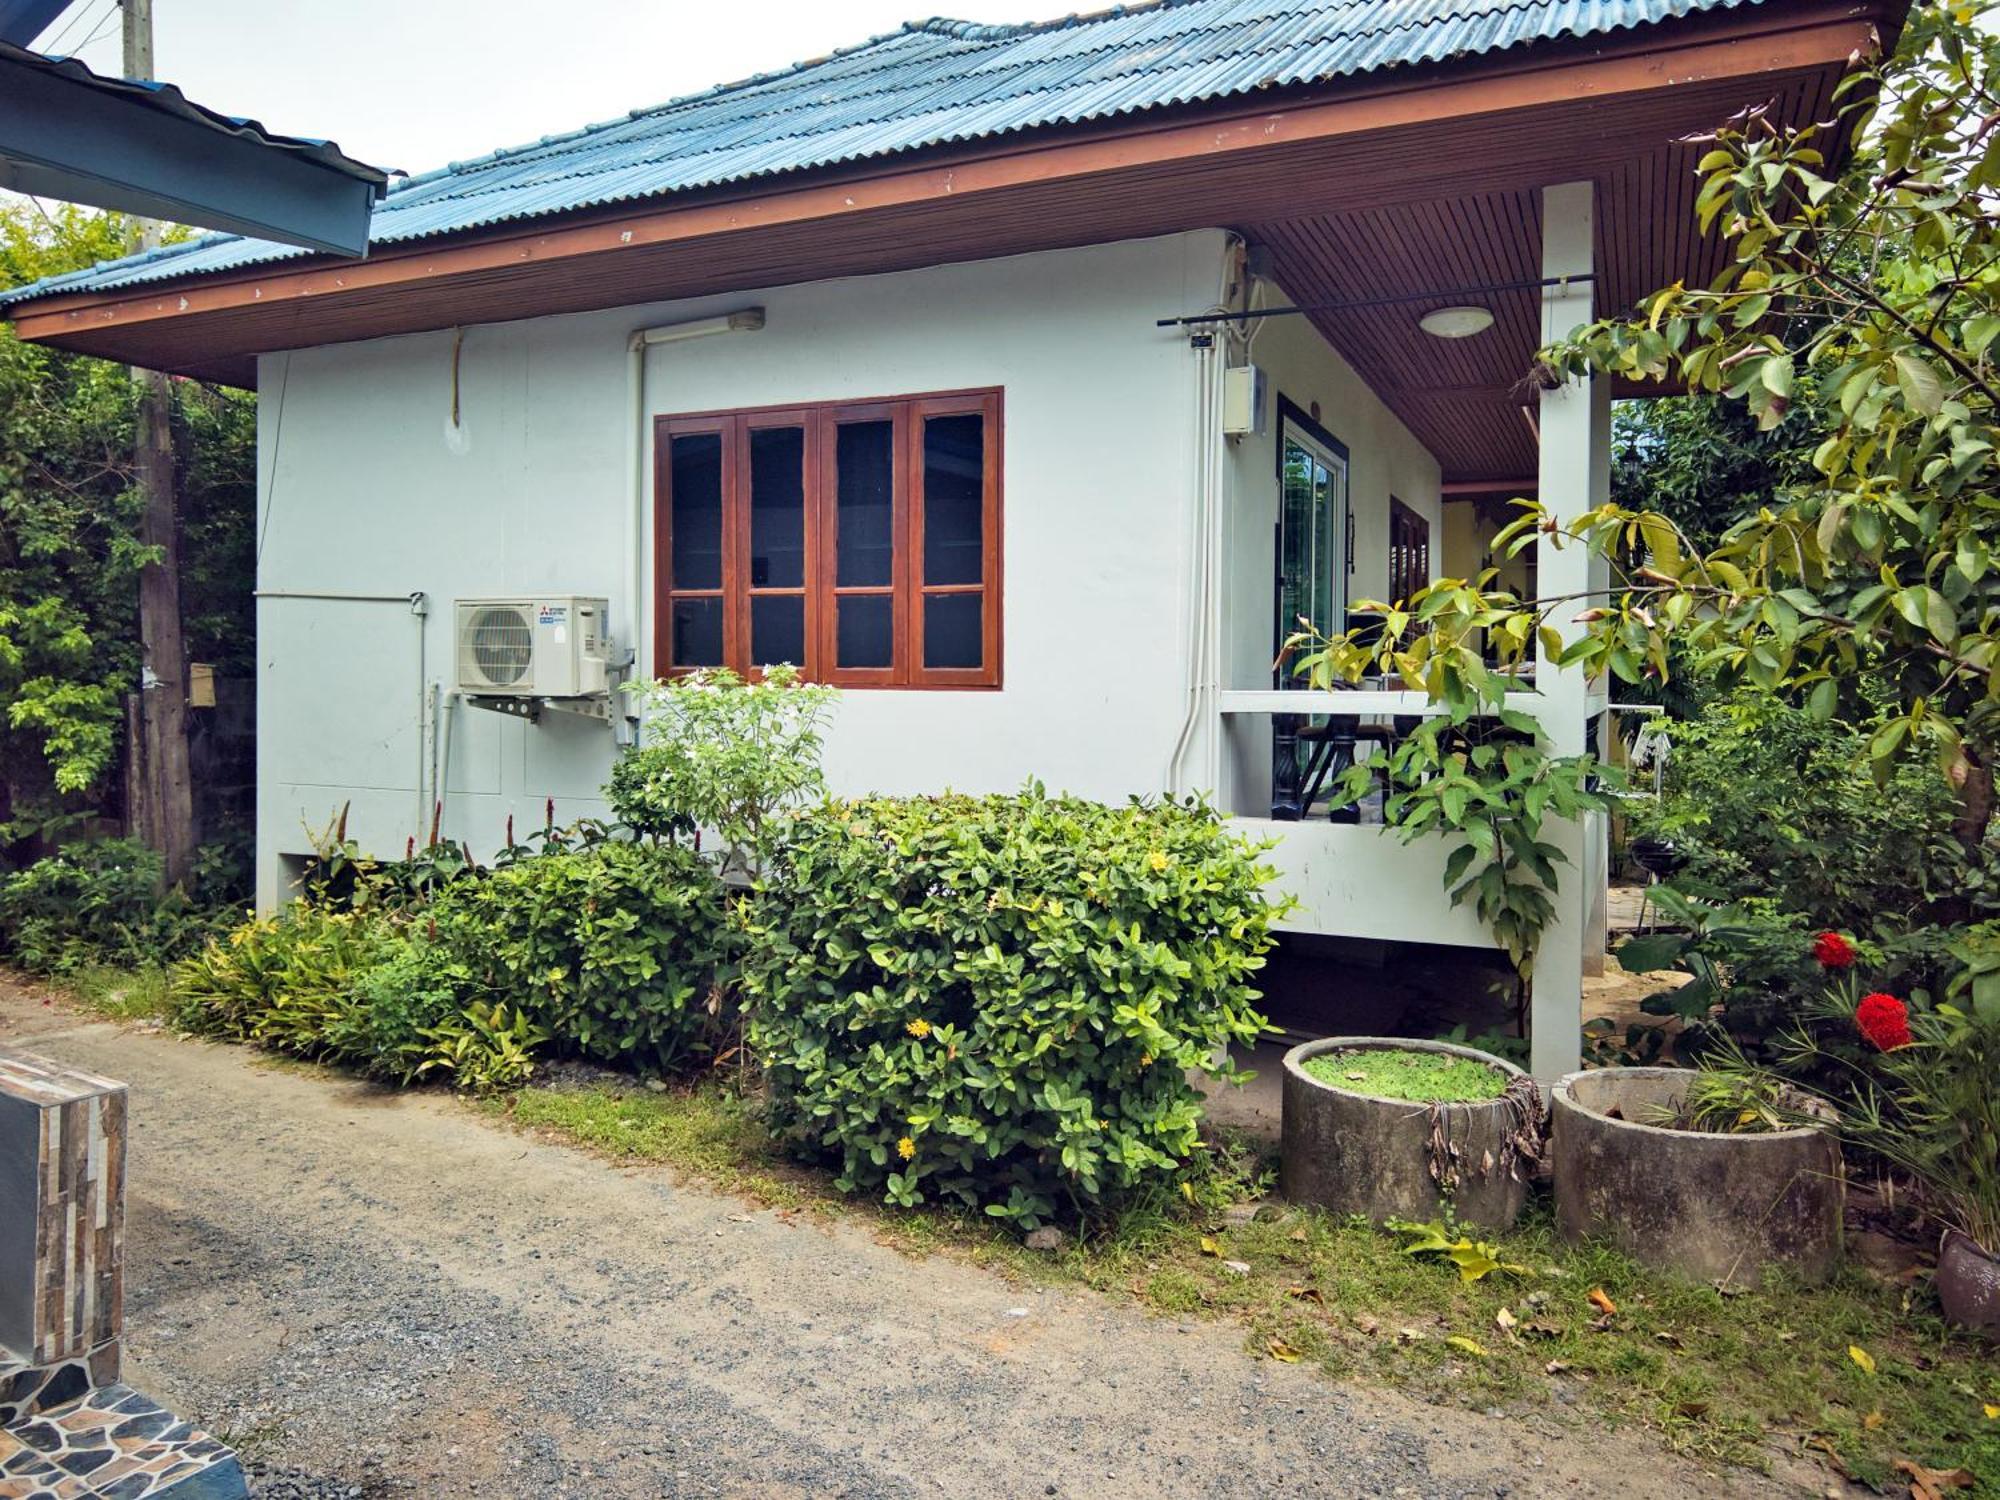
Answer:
(751, 595, 804, 669)
(922, 413, 984, 586)
(750, 426, 805, 589)
(836, 594, 892, 669)
(671, 597, 724, 668)
(924, 592, 982, 671)
(669, 432, 723, 591)
(836, 420, 895, 588)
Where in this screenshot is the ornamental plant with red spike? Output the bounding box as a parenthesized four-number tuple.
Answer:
(1813, 930, 1856, 970)
(1854, 992, 1914, 1052)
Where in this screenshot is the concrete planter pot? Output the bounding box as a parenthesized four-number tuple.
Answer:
(1551, 1067, 1843, 1286)
(1279, 1037, 1532, 1232)
(1936, 1229, 2000, 1338)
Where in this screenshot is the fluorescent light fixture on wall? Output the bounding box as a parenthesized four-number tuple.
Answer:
(635, 307, 766, 346)
(1418, 305, 1494, 339)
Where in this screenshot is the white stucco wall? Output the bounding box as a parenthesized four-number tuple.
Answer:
(255, 231, 1229, 905)
(1213, 280, 1445, 817)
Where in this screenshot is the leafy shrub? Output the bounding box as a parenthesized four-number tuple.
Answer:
(170, 903, 397, 1061)
(170, 906, 560, 1092)
(740, 788, 1278, 1229)
(350, 938, 466, 1084)
(0, 838, 239, 973)
(1630, 689, 1973, 927)
(416, 1000, 548, 1092)
(429, 840, 731, 1074)
(613, 666, 836, 872)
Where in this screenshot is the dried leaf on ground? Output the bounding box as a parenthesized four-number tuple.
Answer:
(1849, 1344, 1877, 1375)
(1199, 1235, 1221, 1257)
(1494, 1307, 1519, 1340)
(1802, 1435, 1851, 1480)
(1587, 1287, 1618, 1316)
(1286, 1284, 1324, 1304)
(1445, 1335, 1489, 1357)
(1266, 1338, 1303, 1363)
(1862, 1410, 1886, 1431)
(1893, 1460, 1975, 1500)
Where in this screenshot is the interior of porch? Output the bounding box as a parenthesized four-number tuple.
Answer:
(1171, 111, 1817, 1071)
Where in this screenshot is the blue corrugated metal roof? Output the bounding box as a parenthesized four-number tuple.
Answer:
(1, 40, 389, 187)
(4, 0, 1760, 308)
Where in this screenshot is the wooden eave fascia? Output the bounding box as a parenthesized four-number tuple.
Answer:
(8, 0, 1889, 359)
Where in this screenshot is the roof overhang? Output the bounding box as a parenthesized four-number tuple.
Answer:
(3, 0, 1892, 475)
(0, 41, 389, 255)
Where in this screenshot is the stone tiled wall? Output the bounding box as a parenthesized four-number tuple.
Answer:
(0, 1051, 127, 1367)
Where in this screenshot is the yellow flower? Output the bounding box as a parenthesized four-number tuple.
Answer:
(1148, 849, 1170, 873)
(896, 1136, 917, 1160)
(906, 1017, 932, 1038)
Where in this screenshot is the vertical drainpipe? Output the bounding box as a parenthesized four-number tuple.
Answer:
(625, 331, 647, 746)
(1166, 236, 1239, 796)
(410, 591, 430, 841)
(1165, 334, 1219, 795)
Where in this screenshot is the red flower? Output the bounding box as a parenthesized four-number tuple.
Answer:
(1855, 992, 1914, 1052)
(1814, 931, 1856, 969)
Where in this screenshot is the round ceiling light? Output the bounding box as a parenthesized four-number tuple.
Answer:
(1418, 305, 1495, 339)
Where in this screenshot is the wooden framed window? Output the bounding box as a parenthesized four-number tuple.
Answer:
(1389, 497, 1431, 606)
(657, 388, 1001, 687)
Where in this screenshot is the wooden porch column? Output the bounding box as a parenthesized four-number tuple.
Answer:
(1528, 179, 1609, 1081)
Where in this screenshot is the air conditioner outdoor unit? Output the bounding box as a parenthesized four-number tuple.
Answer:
(455, 596, 611, 699)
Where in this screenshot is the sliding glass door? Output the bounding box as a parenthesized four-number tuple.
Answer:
(1271, 411, 1349, 815)
(1274, 418, 1347, 684)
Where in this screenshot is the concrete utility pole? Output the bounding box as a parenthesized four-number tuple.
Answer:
(123, 0, 196, 887)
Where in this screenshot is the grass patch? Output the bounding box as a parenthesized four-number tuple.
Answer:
(33, 968, 1995, 1490)
(1301, 1046, 1509, 1102)
(66, 964, 173, 1022)
(500, 1075, 2000, 1492)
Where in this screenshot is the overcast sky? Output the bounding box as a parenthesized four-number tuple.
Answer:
(34, 0, 1045, 178)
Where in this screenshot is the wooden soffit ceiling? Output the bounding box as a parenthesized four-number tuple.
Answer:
(9, 0, 1888, 453)
(1248, 51, 1841, 484)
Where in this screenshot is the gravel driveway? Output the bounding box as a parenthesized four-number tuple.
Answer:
(0, 983, 1831, 1499)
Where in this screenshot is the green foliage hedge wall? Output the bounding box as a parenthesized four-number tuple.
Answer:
(429, 840, 733, 1074)
(740, 790, 1279, 1228)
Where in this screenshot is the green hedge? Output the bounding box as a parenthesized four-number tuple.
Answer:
(429, 840, 732, 1073)
(170, 840, 730, 1087)
(740, 790, 1278, 1228)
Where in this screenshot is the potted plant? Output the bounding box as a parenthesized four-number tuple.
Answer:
(1771, 975, 2000, 1335)
(1280, 1036, 1541, 1232)
(1549, 1060, 1845, 1286)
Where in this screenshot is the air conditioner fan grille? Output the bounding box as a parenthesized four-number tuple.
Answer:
(469, 607, 533, 687)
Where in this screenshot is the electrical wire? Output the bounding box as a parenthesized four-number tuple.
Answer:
(254, 352, 293, 565)
(75, 7, 120, 50)
(38, 0, 116, 57)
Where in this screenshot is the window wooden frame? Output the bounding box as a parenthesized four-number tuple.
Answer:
(655, 387, 1002, 688)
(1389, 496, 1431, 606)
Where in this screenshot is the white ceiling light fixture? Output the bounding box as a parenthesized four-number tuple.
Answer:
(1418, 304, 1495, 339)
